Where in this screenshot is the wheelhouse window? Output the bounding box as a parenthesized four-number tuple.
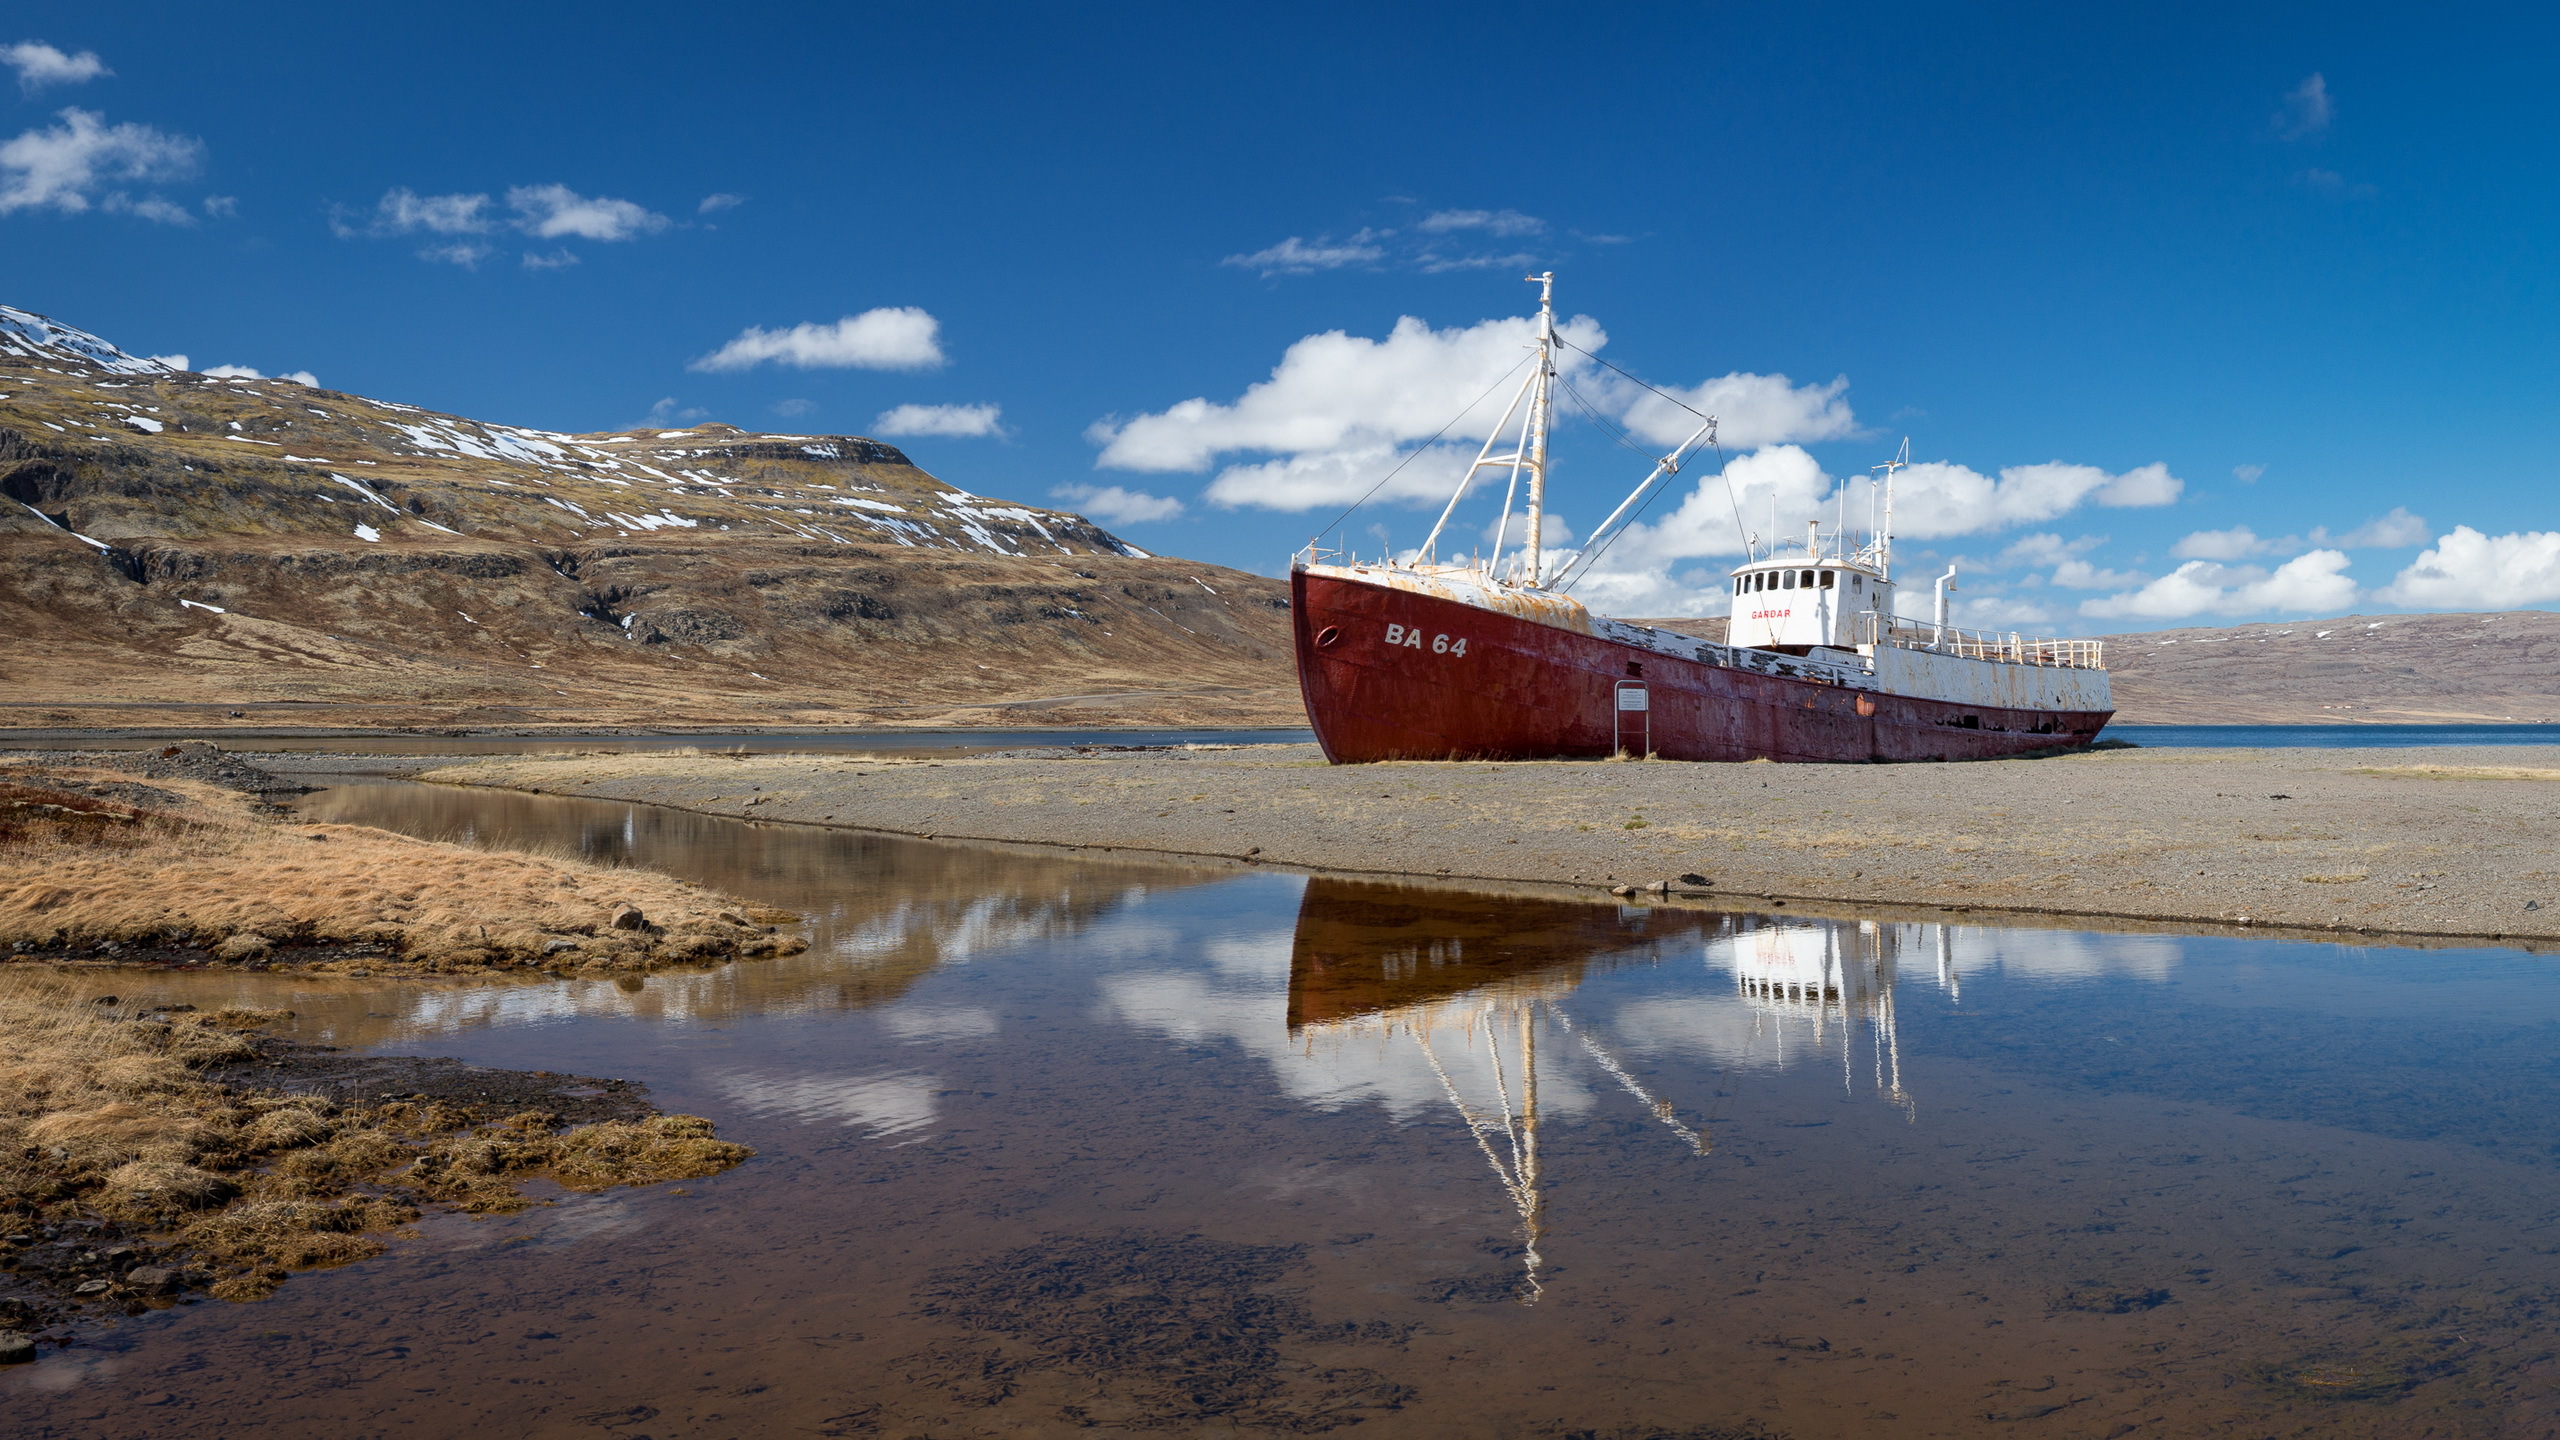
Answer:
(1819, 570, 1836, 588)
(1781, 571, 1796, 590)
(1800, 569, 1816, 587)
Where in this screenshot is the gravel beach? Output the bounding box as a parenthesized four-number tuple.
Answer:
(418, 743, 2560, 945)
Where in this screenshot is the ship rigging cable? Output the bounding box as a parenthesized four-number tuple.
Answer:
(1306, 351, 1535, 548)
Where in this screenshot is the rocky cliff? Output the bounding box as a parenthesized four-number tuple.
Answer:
(0, 306, 1299, 731)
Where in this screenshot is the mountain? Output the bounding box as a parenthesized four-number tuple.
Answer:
(0, 305, 1299, 731)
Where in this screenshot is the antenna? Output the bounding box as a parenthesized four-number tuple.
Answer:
(1870, 437, 1910, 580)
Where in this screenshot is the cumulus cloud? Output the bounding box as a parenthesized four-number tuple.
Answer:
(1997, 532, 2101, 568)
(871, 402, 1003, 438)
(2278, 73, 2333, 140)
(2378, 526, 2560, 609)
(2172, 525, 2267, 561)
(1888, 460, 2181, 538)
(2081, 550, 2356, 619)
(1051, 483, 1185, 525)
(2327, 506, 2430, 549)
(505, 183, 668, 241)
(2169, 507, 2425, 563)
(0, 107, 201, 215)
(1097, 312, 1603, 481)
(2232, 463, 2265, 483)
(1220, 234, 1387, 276)
(1559, 448, 2187, 616)
(698, 192, 745, 213)
(1611, 371, 1855, 450)
(4, 41, 107, 91)
(2046, 558, 2144, 590)
(689, 307, 945, 373)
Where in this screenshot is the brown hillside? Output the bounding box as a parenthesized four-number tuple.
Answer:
(0, 307, 1298, 730)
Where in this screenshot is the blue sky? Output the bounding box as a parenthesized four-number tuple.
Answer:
(6, 2, 2558, 631)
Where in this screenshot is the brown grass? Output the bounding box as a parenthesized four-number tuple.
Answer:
(0, 974, 751, 1304)
(0, 767, 806, 974)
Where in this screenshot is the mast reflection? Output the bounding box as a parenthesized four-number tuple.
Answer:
(1285, 882, 1935, 1302)
(1285, 881, 1727, 1301)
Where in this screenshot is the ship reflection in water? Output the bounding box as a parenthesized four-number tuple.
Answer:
(29, 781, 2560, 1438)
(1282, 881, 1970, 1301)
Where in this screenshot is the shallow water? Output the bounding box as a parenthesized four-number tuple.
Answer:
(10, 783, 2560, 1437)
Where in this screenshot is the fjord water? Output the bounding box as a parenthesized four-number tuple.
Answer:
(9, 788, 2560, 1437)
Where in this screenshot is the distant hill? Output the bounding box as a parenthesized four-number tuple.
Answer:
(1640, 611, 2560, 724)
(0, 305, 1296, 731)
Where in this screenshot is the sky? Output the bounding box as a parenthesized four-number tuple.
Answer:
(6, 1, 2558, 634)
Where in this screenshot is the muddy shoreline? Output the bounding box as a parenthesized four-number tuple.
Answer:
(415, 742, 2560, 947)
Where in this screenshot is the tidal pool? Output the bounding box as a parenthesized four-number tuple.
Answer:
(7, 780, 2560, 1437)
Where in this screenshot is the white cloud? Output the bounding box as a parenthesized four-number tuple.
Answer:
(505, 183, 668, 241)
(0, 107, 201, 215)
(769, 397, 815, 418)
(2232, 463, 2265, 483)
(1201, 441, 1474, 512)
(339, 183, 668, 259)
(2328, 506, 2430, 549)
(2049, 557, 2146, 590)
(698, 192, 745, 213)
(871, 402, 1003, 438)
(2378, 526, 2560, 609)
(201, 363, 317, 386)
(200, 194, 235, 219)
(2171, 525, 2266, 561)
(105, 191, 193, 226)
(1224, 211, 1552, 276)
(347, 187, 492, 236)
(1611, 370, 1855, 450)
(2081, 550, 2356, 619)
(1220, 234, 1386, 276)
(1050, 483, 1185, 525)
(1417, 208, 1544, 236)
(1888, 460, 2181, 539)
(2279, 73, 2333, 140)
(1997, 532, 2100, 568)
(1950, 594, 2056, 628)
(636, 397, 709, 429)
(689, 307, 945, 373)
(1096, 312, 1608, 482)
(146, 353, 187, 370)
(4, 42, 108, 91)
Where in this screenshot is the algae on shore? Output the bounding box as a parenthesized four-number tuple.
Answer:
(0, 972, 751, 1338)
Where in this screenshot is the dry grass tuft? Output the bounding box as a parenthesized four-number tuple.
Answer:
(0, 975, 754, 1306)
(0, 767, 806, 974)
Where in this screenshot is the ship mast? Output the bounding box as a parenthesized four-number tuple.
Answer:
(1520, 271, 1557, 587)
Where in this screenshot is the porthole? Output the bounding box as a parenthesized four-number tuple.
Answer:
(1315, 626, 1340, 647)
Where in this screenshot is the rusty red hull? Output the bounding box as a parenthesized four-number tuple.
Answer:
(1292, 569, 2112, 765)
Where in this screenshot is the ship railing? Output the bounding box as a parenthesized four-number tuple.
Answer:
(1851, 612, 2105, 669)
